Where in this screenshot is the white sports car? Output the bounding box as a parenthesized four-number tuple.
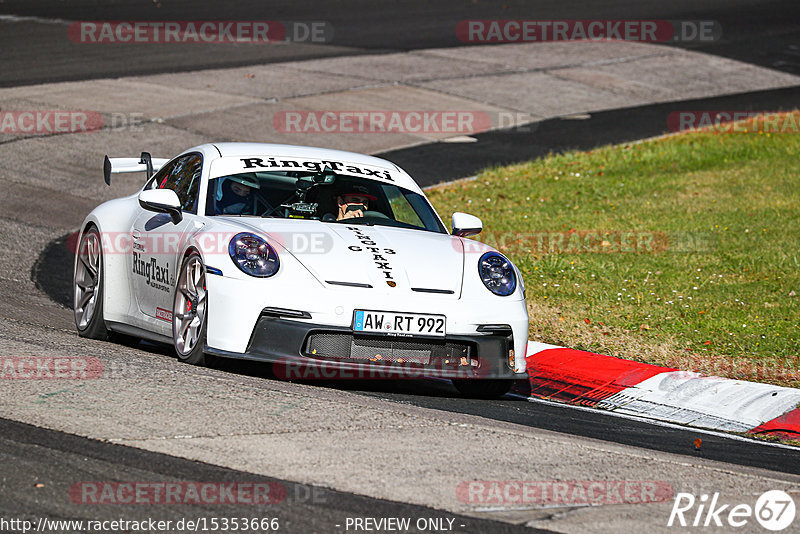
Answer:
(73, 143, 529, 397)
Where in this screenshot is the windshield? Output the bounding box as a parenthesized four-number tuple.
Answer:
(205, 170, 446, 234)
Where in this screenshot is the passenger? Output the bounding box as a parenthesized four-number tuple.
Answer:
(216, 175, 260, 215)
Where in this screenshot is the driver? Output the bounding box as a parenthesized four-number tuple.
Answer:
(216, 174, 261, 215)
(336, 184, 377, 220)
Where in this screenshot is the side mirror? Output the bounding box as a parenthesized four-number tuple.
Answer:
(452, 212, 482, 237)
(138, 189, 183, 224)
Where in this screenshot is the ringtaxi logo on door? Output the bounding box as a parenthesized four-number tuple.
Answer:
(668, 490, 796, 531)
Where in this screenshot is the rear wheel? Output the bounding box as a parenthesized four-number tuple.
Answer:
(172, 252, 209, 366)
(452, 379, 513, 399)
(73, 226, 109, 339)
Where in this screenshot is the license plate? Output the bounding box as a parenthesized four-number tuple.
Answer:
(353, 310, 446, 337)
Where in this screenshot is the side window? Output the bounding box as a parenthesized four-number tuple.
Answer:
(156, 154, 203, 214)
(383, 185, 425, 228)
(146, 158, 178, 191)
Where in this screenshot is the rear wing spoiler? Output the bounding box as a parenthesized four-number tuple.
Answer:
(103, 152, 169, 185)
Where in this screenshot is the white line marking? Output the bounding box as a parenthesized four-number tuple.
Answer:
(512, 393, 800, 451)
(0, 14, 72, 25)
(474, 504, 596, 512)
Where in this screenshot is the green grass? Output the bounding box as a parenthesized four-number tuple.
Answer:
(427, 112, 800, 385)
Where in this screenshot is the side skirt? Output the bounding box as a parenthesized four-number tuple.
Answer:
(106, 321, 172, 345)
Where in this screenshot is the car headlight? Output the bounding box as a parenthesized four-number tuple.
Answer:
(478, 252, 516, 296)
(228, 232, 279, 277)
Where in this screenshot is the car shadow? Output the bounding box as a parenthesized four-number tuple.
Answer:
(212, 358, 531, 400)
(32, 232, 75, 308)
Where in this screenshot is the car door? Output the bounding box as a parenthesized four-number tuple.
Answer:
(130, 153, 203, 324)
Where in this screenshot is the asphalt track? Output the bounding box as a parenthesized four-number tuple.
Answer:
(123, 352, 800, 474)
(0, 417, 548, 534)
(2, 0, 800, 531)
(0, 0, 799, 86)
(379, 84, 800, 184)
(333, 380, 800, 475)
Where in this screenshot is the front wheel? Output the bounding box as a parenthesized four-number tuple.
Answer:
(172, 252, 210, 366)
(74, 226, 109, 339)
(452, 379, 513, 399)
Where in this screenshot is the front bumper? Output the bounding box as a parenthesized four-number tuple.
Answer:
(205, 316, 527, 380)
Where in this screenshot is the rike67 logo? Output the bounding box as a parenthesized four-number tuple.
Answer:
(668, 490, 796, 531)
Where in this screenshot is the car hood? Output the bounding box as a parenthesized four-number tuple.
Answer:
(221, 218, 465, 297)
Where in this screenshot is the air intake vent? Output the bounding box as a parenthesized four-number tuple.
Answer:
(411, 287, 455, 294)
(326, 281, 373, 288)
(305, 333, 471, 365)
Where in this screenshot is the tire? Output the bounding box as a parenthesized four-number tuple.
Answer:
(73, 225, 110, 340)
(452, 379, 513, 399)
(172, 252, 210, 366)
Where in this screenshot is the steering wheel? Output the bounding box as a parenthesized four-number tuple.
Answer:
(362, 210, 390, 219)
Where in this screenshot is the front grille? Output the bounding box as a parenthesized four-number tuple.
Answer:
(304, 333, 472, 365)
